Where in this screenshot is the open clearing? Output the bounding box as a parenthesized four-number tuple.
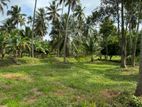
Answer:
(0, 58, 139, 107)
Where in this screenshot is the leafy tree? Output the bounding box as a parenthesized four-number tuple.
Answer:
(135, 30, 142, 96)
(100, 17, 115, 60)
(82, 29, 100, 62)
(34, 40, 49, 58)
(0, 31, 9, 59)
(134, 0, 142, 97)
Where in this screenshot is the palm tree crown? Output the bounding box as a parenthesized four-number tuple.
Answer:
(34, 8, 48, 38)
(46, 1, 60, 23)
(7, 5, 26, 28)
(0, 0, 9, 14)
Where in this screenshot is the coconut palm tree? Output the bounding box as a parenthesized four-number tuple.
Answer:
(31, 0, 37, 57)
(0, 0, 9, 14)
(7, 5, 26, 28)
(47, 0, 61, 56)
(18, 36, 31, 57)
(74, 5, 85, 30)
(2, 18, 14, 32)
(57, 0, 66, 15)
(0, 30, 9, 59)
(74, 5, 85, 21)
(27, 16, 33, 26)
(49, 14, 68, 57)
(82, 29, 99, 62)
(63, 0, 80, 63)
(34, 8, 48, 39)
(46, 0, 60, 24)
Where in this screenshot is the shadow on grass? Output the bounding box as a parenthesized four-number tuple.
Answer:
(0, 58, 138, 89)
(0, 58, 18, 67)
(73, 62, 138, 83)
(105, 73, 138, 82)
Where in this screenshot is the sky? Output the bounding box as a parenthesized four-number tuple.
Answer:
(0, 0, 101, 39)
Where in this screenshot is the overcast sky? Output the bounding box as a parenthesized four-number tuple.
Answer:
(0, 0, 101, 39)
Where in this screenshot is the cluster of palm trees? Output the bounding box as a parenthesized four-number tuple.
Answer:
(0, 0, 141, 65)
(0, 0, 99, 62)
(0, 0, 49, 58)
(0, 0, 127, 62)
(47, 0, 107, 63)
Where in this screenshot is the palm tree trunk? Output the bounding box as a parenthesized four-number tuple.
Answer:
(121, 0, 127, 68)
(63, 4, 71, 63)
(57, 1, 64, 57)
(57, 48, 60, 57)
(117, 0, 120, 44)
(31, 0, 37, 58)
(91, 54, 94, 62)
(1, 48, 5, 60)
(135, 32, 142, 96)
(105, 38, 108, 60)
(131, 22, 139, 67)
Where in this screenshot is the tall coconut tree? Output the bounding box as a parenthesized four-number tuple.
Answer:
(74, 5, 85, 30)
(2, 18, 14, 32)
(74, 5, 85, 21)
(63, 0, 80, 63)
(0, 0, 9, 14)
(134, 0, 142, 97)
(46, 0, 60, 24)
(47, 0, 61, 56)
(49, 20, 64, 56)
(7, 5, 26, 28)
(34, 8, 48, 39)
(31, 0, 37, 57)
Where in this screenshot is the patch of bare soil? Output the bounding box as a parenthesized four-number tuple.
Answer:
(23, 88, 44, 105)
(0, 84, 12, 90)
(0, 105, 7, 107)
(0, 73, 32, 82)
(100, 89, 121, 100)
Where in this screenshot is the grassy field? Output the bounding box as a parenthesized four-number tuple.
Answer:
(0, 57, 139, 107)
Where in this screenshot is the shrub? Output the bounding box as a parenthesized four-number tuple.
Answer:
(112, 92, 142, 107)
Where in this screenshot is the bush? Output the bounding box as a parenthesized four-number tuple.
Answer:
(17, 57, 41, 64)
(112, 92, 142, 107)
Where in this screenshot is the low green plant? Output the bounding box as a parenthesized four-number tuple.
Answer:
(113, 92, 142, 107)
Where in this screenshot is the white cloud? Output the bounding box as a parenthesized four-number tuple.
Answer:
(81, 0, 100, 15)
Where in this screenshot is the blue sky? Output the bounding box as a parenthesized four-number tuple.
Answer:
(0, 0, 100, 21)
(0, 0, 100, 39)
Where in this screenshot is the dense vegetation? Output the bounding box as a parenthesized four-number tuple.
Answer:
(1, 0, 142, 106)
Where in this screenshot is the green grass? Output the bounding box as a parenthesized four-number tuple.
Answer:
(0, 57, 139, 107)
